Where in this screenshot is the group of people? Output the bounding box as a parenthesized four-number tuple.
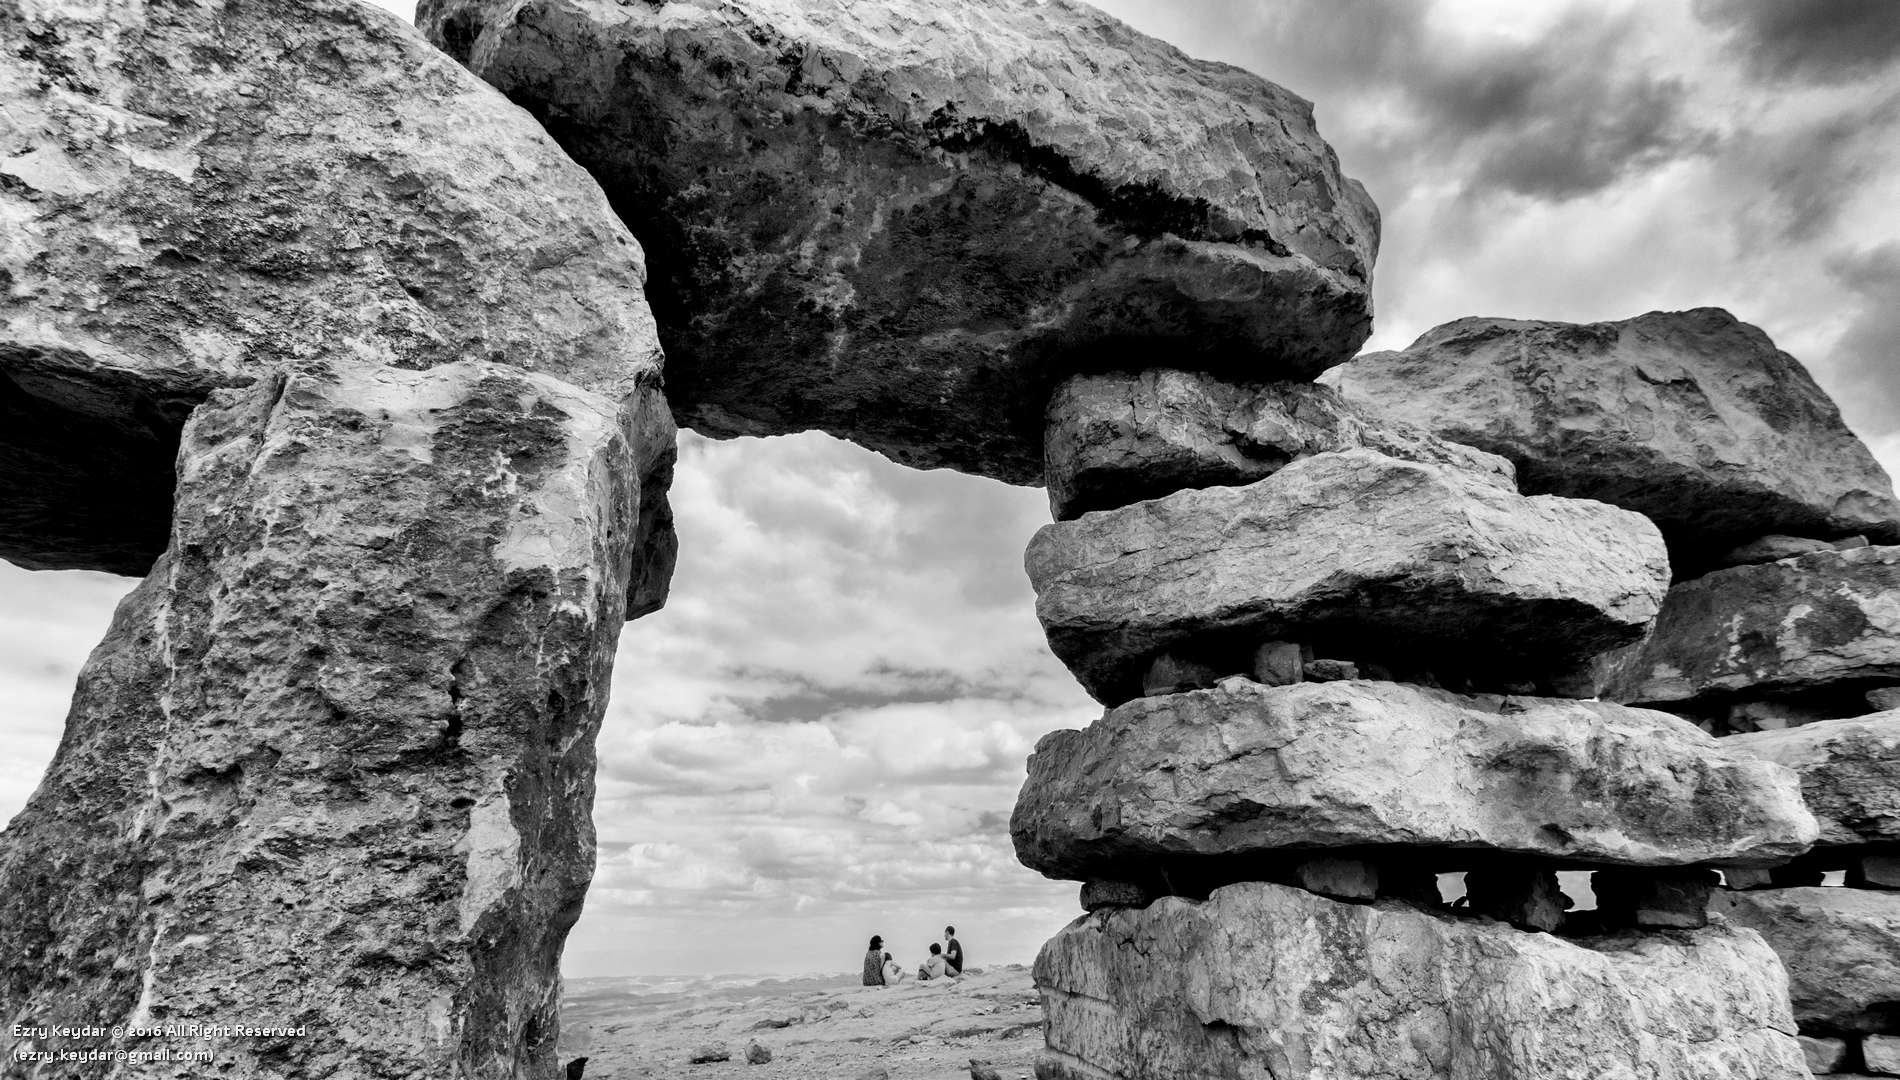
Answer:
(862, 926, 964, 985)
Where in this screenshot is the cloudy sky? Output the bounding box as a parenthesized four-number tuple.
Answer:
(2, 0, 1897, 978)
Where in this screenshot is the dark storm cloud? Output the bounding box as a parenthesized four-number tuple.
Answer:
(1827, 243, 1900, 438)
(1694, 0, 1900, 84)
(1730, 94, 1900, 241)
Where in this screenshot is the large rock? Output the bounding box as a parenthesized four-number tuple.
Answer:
(1042, 370, 1514, 519)
(1727, 714, 1900, 848)
(1011, 680, 1816, 881)
(0, 360, 653, 1077)
(0, 0, 674, 611)
(1027, 448, 1670, 704)
(1036, 880, 1809, 1080)
(1599, 546, 1900, 712)
(419, 0, 1381, 484)
(1320, 309, 1900, 574)
(1713, 887, 1900, 1035)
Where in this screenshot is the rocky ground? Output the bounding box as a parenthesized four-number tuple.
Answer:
(558, 965, 1044, 1080)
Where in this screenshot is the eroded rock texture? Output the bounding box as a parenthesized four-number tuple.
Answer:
(0, 360, 652, 1077)
(1036, 881, 1809, 1080)
(1714, 888, 1900, 1036)
(1011, 680, 1815, 882)
(1599, 546, 1900, 713)
(1042, 370, 1513, 519)
(1027, 449, 1670, 704)
(419, 0, 1380, 483)
(1727, 714, 1900, 848)
(0, 0, 673, 608)
(1321, 309, 1900, 575)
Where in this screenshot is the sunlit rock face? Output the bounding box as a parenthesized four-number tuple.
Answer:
(1727, 713, 1900, 848)
(418, 0, 1381, 484)
(1026, 449, 1670, 705)
(1322, 308, 1900, 577)
(0, 0, 673, 610)
(0, 360, 654, 1078)
(1036, 881, 1810, 1080)
(1714, 887, 1900, 1037)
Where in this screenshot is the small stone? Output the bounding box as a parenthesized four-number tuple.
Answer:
(855, 1069, 892, 1080)
(1721, 535, 1835, 567)
(1836, 535, 1874, 550)
(1870, 687, 1900, 713)
(1865, 1035, 1900, 1075)
(1080, 880, 1155, 912)
(1303, 659, 1360, 683)
(1142, 653, 1223, 697)
(1722, 867, 1774, 890)
(566, 1059, 589, 1080)
(745, 1040, 772, 1065)
(1856, 855, 1900, 889)
(970, 1061, 1005, 1080)
(1252, 641, 1305, 687)
(1726, 700, 1811, 733)
(1465, 866, 1568, 933)
(1797, 1035, 1847, 1073)
(1594, 868, 1717, 929)
(1290, 858, 1379, 901)
(689, 1044, 732, 1064)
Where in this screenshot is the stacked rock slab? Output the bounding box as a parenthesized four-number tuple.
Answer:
(0, 361, 654, 1077)
(419, 0, 1380, 484)
(1719, 714, 1900, 1075)
(1014, 368, 1818, 1077)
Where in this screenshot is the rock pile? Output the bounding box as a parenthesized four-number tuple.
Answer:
(1012, 360, 1823, 1075)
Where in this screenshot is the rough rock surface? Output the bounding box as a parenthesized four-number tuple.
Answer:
(1727, 714, 1900, 848)
(1027, 449, 1670, 704)
(0, 0, 674, 608)
(1036, 881, 1809, 1079)
(1011, 680, 1815, 881)
(1599, 546, 1900, 711)
(1042, 370, 1512, 518)
(1320, 309, 1900, 573)
(1713, 887, 1900, 1035)
(420, 0, 1381, 484)
(0, 360, 653, 1077)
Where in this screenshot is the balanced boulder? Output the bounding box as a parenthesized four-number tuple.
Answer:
(1727, 714, 1900, 848)
(1043, 370, 1512, 519)
(1713, 887, 1900, 1035)
(1599, 546, 1900, 712)
(420, 0, 1381, 483)
(1037, 881, 1810, 1080)
(1027, 449, 1670, 704)
(1320, 309, 1900, 574)
(1011, 680, 1815, 881)
(0, 0, 673, 606)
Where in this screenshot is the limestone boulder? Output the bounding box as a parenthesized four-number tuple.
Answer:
(1727, 714, 1900, 848)
(1012, 680, 1816, 881)
(1027, 449, 1670, 704)
(0, 359, 655, 1077)
(1599, 546, 1900, 711)
(1036, 880, 1809, 1080)
(1713, 887, 1900, 1035)
(0, 0, 673, 608)
(1320, 309, 1900, 574)
(420, 0, 1381, 484)
(1043, 370, 1513, 519)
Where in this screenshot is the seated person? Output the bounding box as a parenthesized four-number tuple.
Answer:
(917, 942, 951, 981)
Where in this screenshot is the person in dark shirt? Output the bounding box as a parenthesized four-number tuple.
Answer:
(862, 934, 893, 986)
(942, 925, 964, 975)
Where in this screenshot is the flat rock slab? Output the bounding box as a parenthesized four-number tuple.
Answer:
(1599, 546, 1900, 710)
(1011, 680, 1815, 881)
(1042, 370, 1513, 519)
(1321, 308, 1900, 574)
(421, 0, 1380, 483)
(0, 360, 655, 1077)
(1713, 887, 1900, 1035)
(1036, 880, 1809, 1080)
(1727, 714, 1900, 848)
(1027, 448, 1669, 705)
(0, 0, 673, 604)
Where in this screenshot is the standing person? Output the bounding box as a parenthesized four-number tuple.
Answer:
(943, 926, 964, 975)
(862, 935, 893, 986)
